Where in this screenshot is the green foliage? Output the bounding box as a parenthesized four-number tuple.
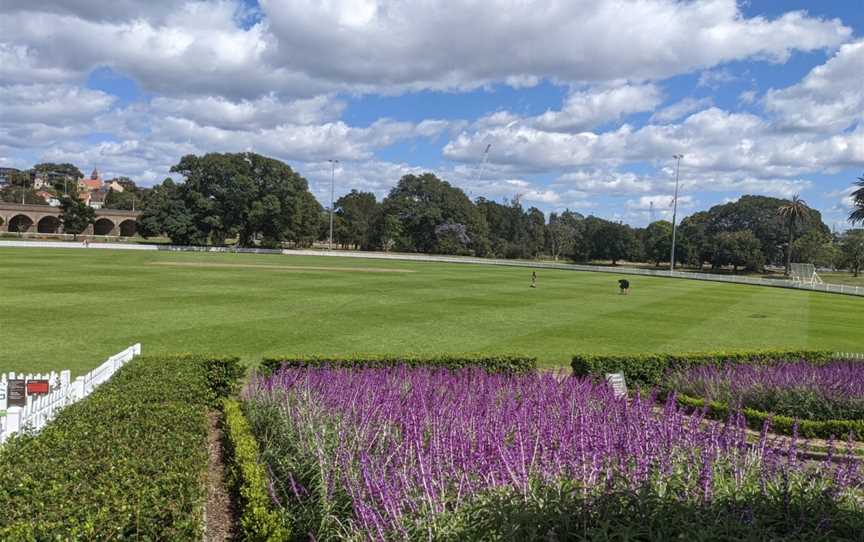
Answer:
(260, 354, 537, 376)
(0, 354, 242, 540)
(59, 195, 96, 235)
(710, 229, 765, 271)
(0, 185, 47, 205)
(223, 399, 290, 542)
(673, 393, 864, 440)
(431, 479, 864, 541)
(381, 173, 487, 254)
(644, 220, 672, 265)
(850, 173, 864, 224)
(335, 189, 379, 250)
(838, 229, 864, 277)
(139, 153, 322, 247)
(571, 350, 834, 388)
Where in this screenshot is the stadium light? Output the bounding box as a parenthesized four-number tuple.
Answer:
(328, 159, 339, 250)
(670, 154, 684, 272)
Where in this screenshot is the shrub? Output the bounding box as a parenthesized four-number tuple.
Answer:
(0, 354, 241, 541)
(223, 399, 289, 542)
(672, 392, 864, 440)
(260, 353, 536, 376)
(571, 349, 834, 387)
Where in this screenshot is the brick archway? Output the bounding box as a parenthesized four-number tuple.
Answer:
(93, 218, 116, 235)
(118, 219, 137, 237)
(8, 214, 34, 232)
(37, 215, 61, 233)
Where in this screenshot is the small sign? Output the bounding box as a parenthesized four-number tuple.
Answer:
(26, 380, 49, 395)
(605, 372, 628, 399)
(8, 380, 26, 407)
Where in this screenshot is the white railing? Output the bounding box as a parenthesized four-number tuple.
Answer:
(0, 344, 141, 445)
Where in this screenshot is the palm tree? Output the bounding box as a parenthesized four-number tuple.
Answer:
(849, 173, 864, 224)
(777, 194, 810, 276)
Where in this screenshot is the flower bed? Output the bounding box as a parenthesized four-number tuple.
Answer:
(667, 362, 864, 421)
(244, 367, 864, 541)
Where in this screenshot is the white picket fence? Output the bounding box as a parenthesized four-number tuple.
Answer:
(0, 344, 141, 445)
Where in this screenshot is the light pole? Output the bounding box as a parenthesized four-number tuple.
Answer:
(669, 154, 683, 272)
(328, 159, 338, 250)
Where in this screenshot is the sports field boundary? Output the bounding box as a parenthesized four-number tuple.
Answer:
(2, 239, 862, 298)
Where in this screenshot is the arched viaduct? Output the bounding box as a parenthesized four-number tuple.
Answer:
(0, 203, 141, 236)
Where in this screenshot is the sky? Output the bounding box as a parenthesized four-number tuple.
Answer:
(1, 0, 863, 229)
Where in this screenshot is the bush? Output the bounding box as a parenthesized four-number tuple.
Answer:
(0, 354, 241, 541)
(571, 350, 834, 388)
(672, 392, 864, 440)
(223, 399, 289, 542)
(260, 354, 536, 376)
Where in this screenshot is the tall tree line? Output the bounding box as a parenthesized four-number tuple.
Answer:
(138, 154, 864, 274)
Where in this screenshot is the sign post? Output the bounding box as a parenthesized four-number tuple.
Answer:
(7, 380, 26, 408)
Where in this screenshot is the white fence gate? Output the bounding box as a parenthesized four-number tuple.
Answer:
(0, 344, 141, 445)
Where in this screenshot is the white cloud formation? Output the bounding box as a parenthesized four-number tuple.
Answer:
(0, 84, 115, 123)
(650, 97, 713, 123)
(764, 39, 864, 131)
(0, 0, 851, 98)
(531, 84, 662, 132)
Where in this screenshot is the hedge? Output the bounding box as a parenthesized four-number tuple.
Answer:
(0, 354, 242, 541)
(223, 399, 289, 542)
(260, 354, 537, 376)
(571, 350, 834, 388)
(672, 392, 864, 440)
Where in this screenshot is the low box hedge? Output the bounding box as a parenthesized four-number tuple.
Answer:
(0, 354, 241, 541)
(260, 354, 537, 376)
(672, 392, 864, 440)
(571, 350, 834, 388)
(223, 398, 289, 542)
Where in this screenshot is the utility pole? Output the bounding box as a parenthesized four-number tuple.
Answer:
(328, 159, 338, 250)
(670, 154, 683, 272)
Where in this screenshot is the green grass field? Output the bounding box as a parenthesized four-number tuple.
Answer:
(1, 247, 862, 374)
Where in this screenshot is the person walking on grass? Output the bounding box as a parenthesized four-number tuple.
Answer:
(618, 279, 630, 295)
(530, 271, 537, 288)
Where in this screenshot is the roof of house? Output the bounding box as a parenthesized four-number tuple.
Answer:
(80, 179, 102, 190)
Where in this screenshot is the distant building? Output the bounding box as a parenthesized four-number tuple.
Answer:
(89, 190, 106, 209)
(35, 190, 61, 207)
(104, 179, 125, 193)
(78, 168, 103, 192)
(77, 191, 92, 206)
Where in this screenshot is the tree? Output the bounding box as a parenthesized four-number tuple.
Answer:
(777, 194, 811, 276)
(381, 173, 485, 254)
(592, 220, 638, 265)
(838, 230, 864, 277)
(793, 230, 836, 269)
(336, 190, 379, 249)
(33, 163, 83, 180)
(139, 153, 322, 247)
(850, 174, 864, 224)
(677, 212, 712, 268)
(59, 195, 95, 239)
(710, 230, 764, 272)
(546, 210, 582, 261)
(644, 220, 673, 266)
(0, 186, 47, 205)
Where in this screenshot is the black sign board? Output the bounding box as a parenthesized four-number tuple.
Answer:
(8, 379, 26, 407)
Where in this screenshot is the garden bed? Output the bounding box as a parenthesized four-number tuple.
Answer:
(240, 365, 864, 541)
(0, 354, 242, 540)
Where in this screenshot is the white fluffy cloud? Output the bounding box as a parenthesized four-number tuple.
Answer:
(0, 0, 851, 98)
(765, 39, 864, 131)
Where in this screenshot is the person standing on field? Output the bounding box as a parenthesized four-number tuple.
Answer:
(618, 279, 630, 295)
(530, 271, 537, 288)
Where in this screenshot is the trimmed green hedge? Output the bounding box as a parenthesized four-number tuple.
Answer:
(223, 398, 289, 542)
(0, 354, 241, 541)
(672, 392, 864, 440)
(260, 354, 537, 376)
(571, 350, 834, 388)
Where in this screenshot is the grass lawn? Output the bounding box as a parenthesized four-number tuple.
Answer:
(1, 247, 862, 374)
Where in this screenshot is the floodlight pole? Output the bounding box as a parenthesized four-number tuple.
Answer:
(328, 159, 338, 250)
(670, 154, 683, 272)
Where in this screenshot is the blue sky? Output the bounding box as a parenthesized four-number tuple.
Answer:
(1, 0, 863, 229)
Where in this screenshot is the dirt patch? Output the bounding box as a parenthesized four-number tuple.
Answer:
(151, 261, 415, 273)
(204, 410, 235, 542)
